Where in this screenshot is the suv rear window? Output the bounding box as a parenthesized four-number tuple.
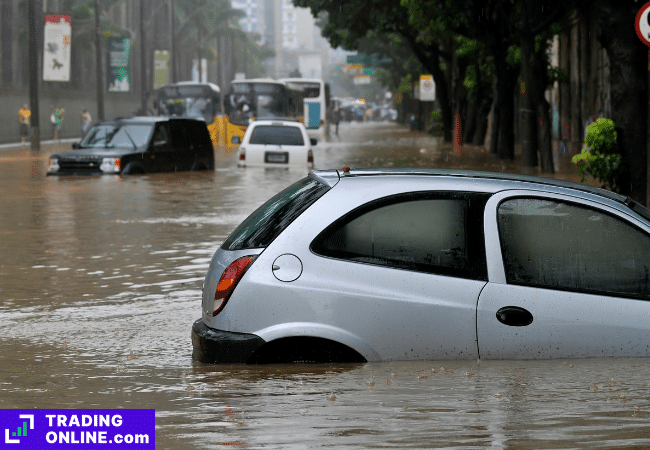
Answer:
(249, 125, 304, 146)
(221, 176, 329, 250)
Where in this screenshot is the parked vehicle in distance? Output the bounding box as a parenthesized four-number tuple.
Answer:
(192, 168, 650, 364)
(234, 119, 315, 168)
(47, 116, 214, 175)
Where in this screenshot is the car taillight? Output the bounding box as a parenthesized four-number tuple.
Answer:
(320, 119, 324, 125)
(213, 256, 256, 316)
(307, 150, 313, 164)
(239, 147, 246, 161)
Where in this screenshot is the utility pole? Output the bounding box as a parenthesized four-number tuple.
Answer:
(28, 0, 40, 150)
(95, 0, 104, 121)
(140, 0, 147, 114)
(170, 0, 176, 83)
(197, 17, 202, 82)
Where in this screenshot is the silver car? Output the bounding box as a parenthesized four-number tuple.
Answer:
(192, 168, 650, 363)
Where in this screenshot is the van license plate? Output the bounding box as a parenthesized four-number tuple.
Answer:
(265, 152, 289, 163)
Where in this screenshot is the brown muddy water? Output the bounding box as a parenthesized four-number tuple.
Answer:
(1, 122, 650, 449)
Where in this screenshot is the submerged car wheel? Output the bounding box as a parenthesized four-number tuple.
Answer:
(248, 337, 366, 364)
(121, 163, 145, 175)
(191, 161, 209, 171)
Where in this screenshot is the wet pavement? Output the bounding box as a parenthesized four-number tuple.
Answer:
(1, 121, 650, 449)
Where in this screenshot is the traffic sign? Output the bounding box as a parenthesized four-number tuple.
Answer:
(346, 53, 392, 65)
(635, 2, 650, 46)
(419, 74, 435, 101)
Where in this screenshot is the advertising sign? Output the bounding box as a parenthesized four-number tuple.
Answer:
(108, 38, 131, 92)
(43, 14, 71, 82)
(153, 50, 169, 89)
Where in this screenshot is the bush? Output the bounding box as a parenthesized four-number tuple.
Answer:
(571, 118, 622, 192)
(428, 109, 443, 135)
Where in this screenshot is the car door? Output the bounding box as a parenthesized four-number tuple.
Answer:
(477, 191, 650, 359)
(298, 191, 490, 361)
(148, 123, 176, 172)
(168, 119, 193, 171)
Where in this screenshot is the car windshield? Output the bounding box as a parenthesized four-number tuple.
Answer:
(79, 123, 153, 149)
(249, 125, 304, 146)
(222, 176, 329, 250)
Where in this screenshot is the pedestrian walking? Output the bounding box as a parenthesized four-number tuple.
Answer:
(332, 107, 341, 135)
(51, 105, 65, 140)
(81, 108, 92, 136)
(18, 104, 31, 144)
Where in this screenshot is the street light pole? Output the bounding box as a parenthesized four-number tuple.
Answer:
(95, 0, 105, 121)
(28, 0, 40, 150)
(170, 0, 176, 83)
(140, 0, 147, 114)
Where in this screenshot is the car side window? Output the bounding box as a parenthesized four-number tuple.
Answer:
(311, 193, 489, 280)
(498, 198, 650, 299)
(152, 124, 169, 147)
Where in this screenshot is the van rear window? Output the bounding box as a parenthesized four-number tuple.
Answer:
(249, 125, 304, 146)
(221, 177, 329, 250)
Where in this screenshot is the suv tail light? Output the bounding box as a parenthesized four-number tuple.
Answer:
(239, 147, 246, 161)
(307, 150, 313, 164)
(213, 256, 256, 316)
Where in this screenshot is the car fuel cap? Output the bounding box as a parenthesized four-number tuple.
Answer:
(272, 254, 303, 282)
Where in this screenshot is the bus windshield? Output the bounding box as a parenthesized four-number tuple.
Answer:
(228, 82, 287, 125)
(286, 81, 320, 98)
(157, 85, 220, 124)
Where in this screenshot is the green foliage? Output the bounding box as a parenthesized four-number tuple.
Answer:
(572, 119, 622, 191)
(428, 109, 443, 134)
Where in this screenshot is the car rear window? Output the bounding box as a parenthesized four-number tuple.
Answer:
(249, 125, 304, 146)
(221, 176, 330, 250)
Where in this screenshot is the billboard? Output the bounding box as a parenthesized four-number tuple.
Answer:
(43, 14, 71, 82)
(153, 50, 169, 90)
(108, 38, 131, 92)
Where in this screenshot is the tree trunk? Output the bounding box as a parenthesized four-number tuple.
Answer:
(463, 99, 478, 144)
(493, 54, 517, 160)
(473, 107, 489, 146)
(519, 9, 539, 167)
(409, 44, 452, 142)
(596, 0, 648, 204)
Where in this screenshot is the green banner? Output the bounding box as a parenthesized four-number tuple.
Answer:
(107, 38, 130, 92)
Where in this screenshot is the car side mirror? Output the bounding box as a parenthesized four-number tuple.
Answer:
(310, 138, 318, 146)
(72, 142, 80, 149)
(231, 135, 241, 144)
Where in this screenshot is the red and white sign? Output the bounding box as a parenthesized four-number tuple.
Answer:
(635, 2, 650, 47)
(43, 14, 71, 82)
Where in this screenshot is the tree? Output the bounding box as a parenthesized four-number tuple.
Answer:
(590, 0, 647, 204)
(403, 0, 521, 160)
(293, 0, 455, 141)
(518, 0, 567, 173)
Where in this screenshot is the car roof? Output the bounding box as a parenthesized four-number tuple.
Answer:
(310, 167, 629, 203)
(101, 116, 203, 125)
(249, 119, 305, 127)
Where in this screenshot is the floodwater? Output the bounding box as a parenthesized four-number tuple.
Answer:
(1, 121, 650, 449)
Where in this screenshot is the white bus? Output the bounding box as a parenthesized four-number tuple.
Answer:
(280, 78, 331, 135)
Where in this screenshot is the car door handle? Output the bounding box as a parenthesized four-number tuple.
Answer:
(496, 306, 533, 327)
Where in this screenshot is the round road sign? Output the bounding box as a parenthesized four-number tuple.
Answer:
(635, 2, 650, 46)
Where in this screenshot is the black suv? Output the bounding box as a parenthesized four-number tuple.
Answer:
(47, 116, 214, 175)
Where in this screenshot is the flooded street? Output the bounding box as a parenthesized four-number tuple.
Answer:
(2, 121, 650, 449)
